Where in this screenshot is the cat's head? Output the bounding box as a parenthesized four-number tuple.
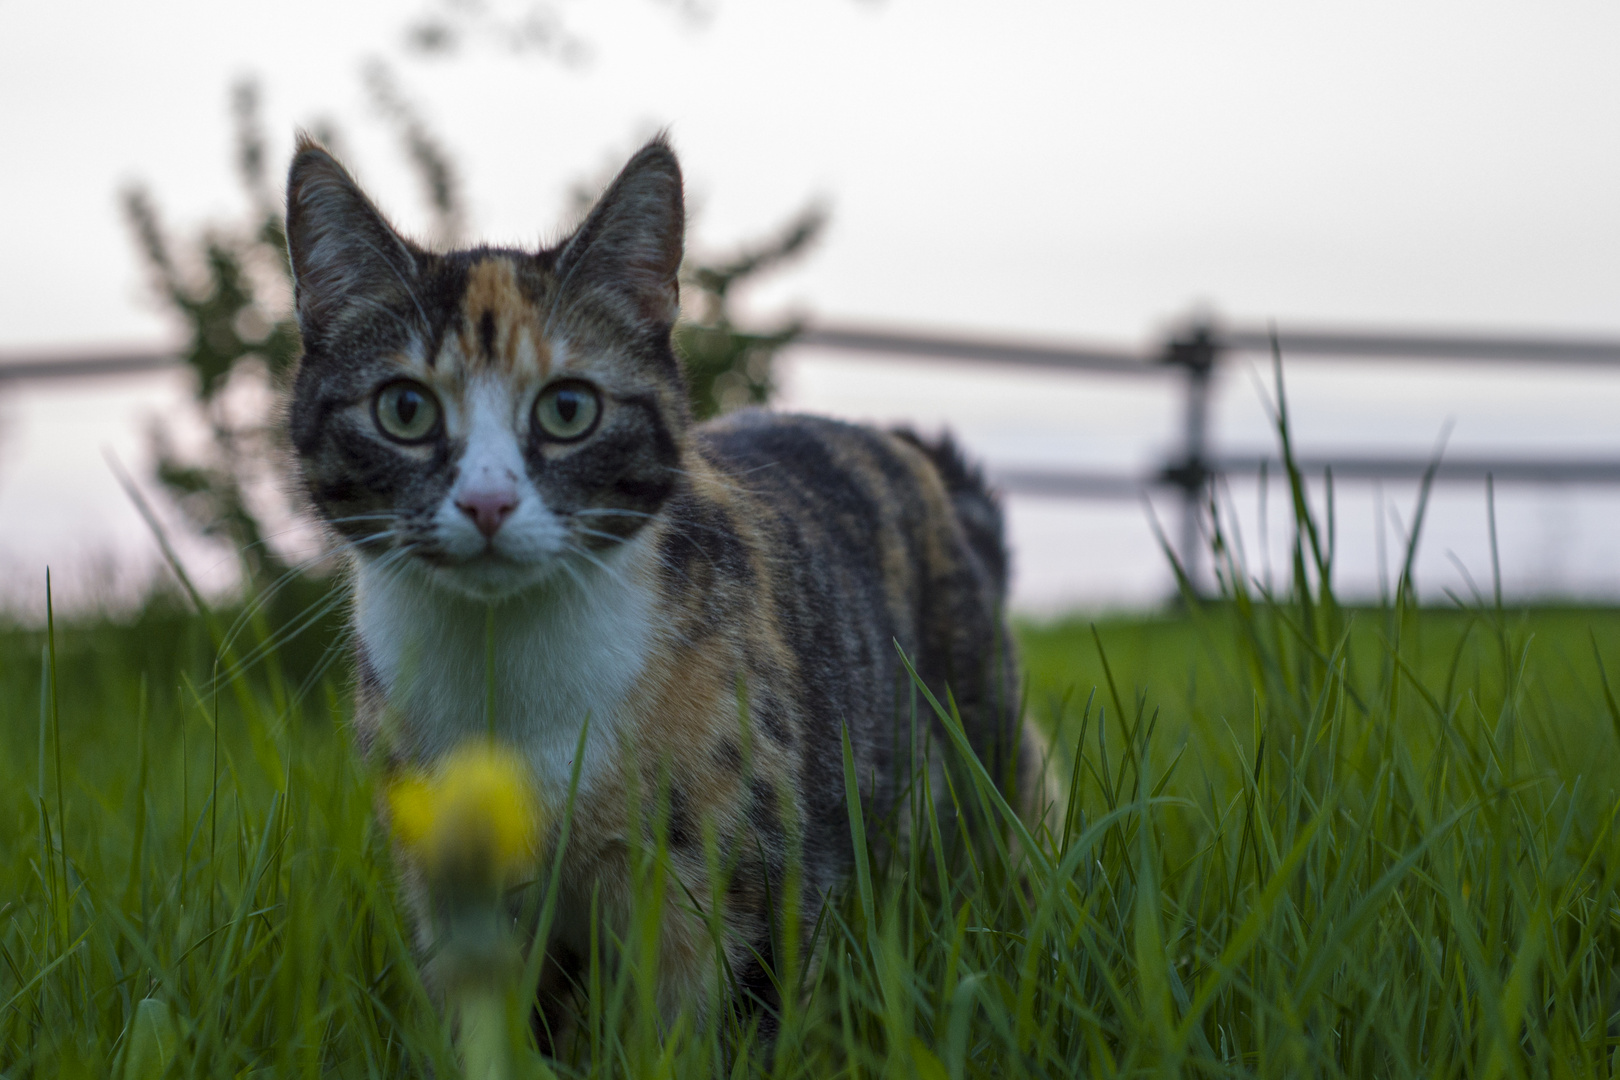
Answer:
(284, 135, 688, 602)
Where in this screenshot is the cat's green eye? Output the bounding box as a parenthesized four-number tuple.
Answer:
(373, 381, 441, 444)
(533, 381, 601, 442)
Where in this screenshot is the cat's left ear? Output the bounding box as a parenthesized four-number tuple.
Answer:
(285, 133, 425, 349)
(554, 136, 685, 329)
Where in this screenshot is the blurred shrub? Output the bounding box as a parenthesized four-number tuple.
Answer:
(122, 82, 302, 583)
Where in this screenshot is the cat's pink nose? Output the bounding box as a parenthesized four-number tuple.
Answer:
(456, 489, 518, 539)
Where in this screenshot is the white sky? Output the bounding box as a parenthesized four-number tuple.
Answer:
(2, 1, 1619, 612)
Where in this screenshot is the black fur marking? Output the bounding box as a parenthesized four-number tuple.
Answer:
(417, 256, 475, 369)
(529, 941, 584, 1058)
(891, 427, 1008, 598)
(353, 643, 385, 697)
(714, 737, 743, 773)
(612, 473, 677, 505)
(288, 379, 350, 456)
(667, 782, 694, 850)
(732, 939, 781, 1041)
(656, 523, 704, 592)
(747, 777, 786, 853)
(479, 310, 497, 362)
(655, 495, 754, 612)
(623, 390, 681, 461)
(315, 476, 361, 505)
(753, 691, 793, 747)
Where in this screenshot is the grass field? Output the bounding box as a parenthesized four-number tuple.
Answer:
(5, 495, 1620, 1075)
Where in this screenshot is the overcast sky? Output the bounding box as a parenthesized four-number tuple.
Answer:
(5, 0, 1618, 348)
(2, 1, 1618, 611)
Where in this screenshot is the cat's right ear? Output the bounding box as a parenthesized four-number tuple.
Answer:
(285, 134, 424, 349)
(553, 137, 685, 331)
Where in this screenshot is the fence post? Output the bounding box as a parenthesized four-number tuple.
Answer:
(1162, 323, 1219, 596)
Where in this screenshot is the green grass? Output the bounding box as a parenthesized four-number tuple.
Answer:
(6, 494, 1620, 1075)
(1021, 604, 1620, 827)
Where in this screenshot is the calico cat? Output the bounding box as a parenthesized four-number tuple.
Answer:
(283, 133, 1047, 1041)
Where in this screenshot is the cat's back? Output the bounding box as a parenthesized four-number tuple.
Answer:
(688, 408, 1006, 616)
(650, 409, 1020, 824)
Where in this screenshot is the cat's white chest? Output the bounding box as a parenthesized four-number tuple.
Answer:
(353, 550, 657, 797)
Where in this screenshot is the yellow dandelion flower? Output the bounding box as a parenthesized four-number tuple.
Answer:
(386, 743, 542, 885)
(386, 774, 437, 850)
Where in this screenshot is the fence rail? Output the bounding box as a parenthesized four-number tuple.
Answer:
(0, 350, 176, 383)
(995, 455, 1620, 499)
(794, 319, 1620, 589)
(1221, 327, 1620, 366)
(796, 326, 1153, 375)
(7, 316, 1620, 589)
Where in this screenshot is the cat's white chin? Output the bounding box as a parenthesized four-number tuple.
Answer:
(419, 552, 568, 604)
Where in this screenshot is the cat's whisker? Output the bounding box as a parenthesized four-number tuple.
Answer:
(216, 558, 331, 660)
(571, 507, 732, 578)
(661, 461, 778, 495)
(357, 549, 418, 599)
(573, 526, 631, 547)
(575, 521, 710, 588)
(319, 513, 402, 530)
(214, 529, 398, 661)
(562, 541, 621, 581)
(209, 579, 357, 692)
(210, 532, 415, 691)
(303, 529, 405, 569)
(561, 540, 647, 594)
(214, 513, 397, 569)
(574, 506, 733, 543)
(284, 623, 358, 710)
(228, 519, 402, 584)
(573, 507, 657, 520)
(552, 554, 593, 597)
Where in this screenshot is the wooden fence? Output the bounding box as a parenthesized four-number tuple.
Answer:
(7, 319, 1620, 591)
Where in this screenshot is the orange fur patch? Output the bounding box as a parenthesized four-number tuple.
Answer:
(460, 259, 550, 378)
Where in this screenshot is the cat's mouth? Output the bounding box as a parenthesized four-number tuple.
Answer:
(403, 544, 564, 603)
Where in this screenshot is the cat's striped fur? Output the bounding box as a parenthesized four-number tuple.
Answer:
(284, 134, 1047, 1041)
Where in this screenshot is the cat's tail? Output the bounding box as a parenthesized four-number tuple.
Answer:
(891, 428, 1009, 601)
